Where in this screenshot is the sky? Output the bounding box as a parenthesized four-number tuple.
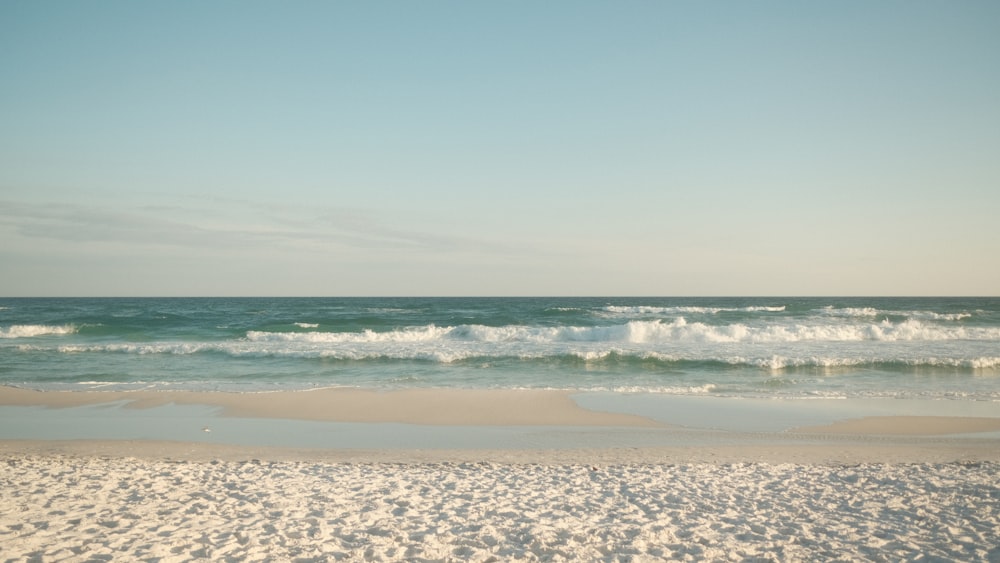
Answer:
(1, 1, 998, 296)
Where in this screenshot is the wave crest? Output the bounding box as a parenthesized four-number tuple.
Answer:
(0, 324, 77, 338)
(820, 307, 972, 321)
(243, 318, 999, 345)
(247, 325, 452, 343)
(28, 341, 1000, 370)
(602, 305, 786, 316)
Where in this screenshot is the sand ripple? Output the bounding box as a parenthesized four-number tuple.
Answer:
(2, 457, 998, 561)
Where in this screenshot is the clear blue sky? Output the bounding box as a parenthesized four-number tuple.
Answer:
(2, 1, 998, 296)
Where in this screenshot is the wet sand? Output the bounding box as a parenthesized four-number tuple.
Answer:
(0, 386, 658, 427)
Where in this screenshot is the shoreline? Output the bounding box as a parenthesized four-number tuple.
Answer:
(2, 386, 1000, 464)
(0, 386, 660, 427)
(794, 415, 1000, 436)
(3, 438, 1000, 465)
(5, 385, 1000, 427)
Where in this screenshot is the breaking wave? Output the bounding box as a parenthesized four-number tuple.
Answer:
(602, 305, 786, 316)
(35, 342, 1000, 370)
(246, 319, 1000, 344)
(0, 325, 77, 338)
(819, 306, 973, 321)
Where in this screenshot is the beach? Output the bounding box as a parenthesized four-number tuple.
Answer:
(4, 0, 999, 550)
(3, 453, 998, 562)
(3, 387, 1000, 561)
(2, 297, 999, 560)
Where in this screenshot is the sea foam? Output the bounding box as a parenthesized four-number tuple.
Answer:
(0, 325, 77, 338)
(246, 319, 999, 345)
(819, 306, 973, 321)
(602, 305, 786, 316)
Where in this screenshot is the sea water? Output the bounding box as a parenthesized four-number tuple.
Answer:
(1, 297, 997, 400)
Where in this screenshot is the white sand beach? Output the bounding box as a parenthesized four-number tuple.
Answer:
(2, 451, 998, 562)
(2, 387, 1000, 561)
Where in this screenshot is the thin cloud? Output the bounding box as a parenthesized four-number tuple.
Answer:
(0, 199, 525, 257)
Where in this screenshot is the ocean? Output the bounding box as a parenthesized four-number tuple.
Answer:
(1, 297, 997, 400)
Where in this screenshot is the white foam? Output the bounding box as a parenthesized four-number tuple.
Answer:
(908, 311, 973, 321)
(736, 355, 1000, 370)
(210, 319, 1000, 353)
(248, 325, 452, 343)
(599, 383, 719, 394)
(245, 317, 1000, 346)
(819, 306, 880, 317)
(40, 338, 1000, 373)
(737, 355, 871, 370)
(294, 322, 319, 328)
(602, 305, 786, 316)
(926, 356, 1000, 369)
(0, 324, 77, 338)
(56, 343, 210, 355)
(819, 307, 973, 321)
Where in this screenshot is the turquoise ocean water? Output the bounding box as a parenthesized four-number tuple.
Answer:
(1, 297, 998, 400)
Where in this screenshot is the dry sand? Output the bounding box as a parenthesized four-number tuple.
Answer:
(2, 451, 998, 562)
